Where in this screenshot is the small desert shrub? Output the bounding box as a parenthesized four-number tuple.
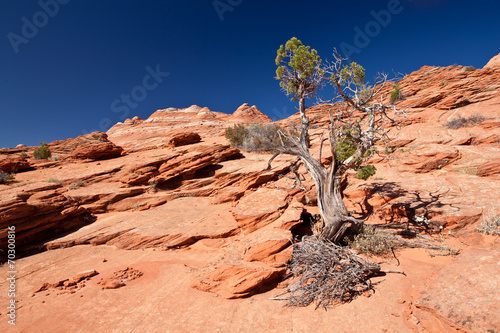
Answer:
(437, 244, 461, 256)
(357, 164, 376, 180)
(244, 123, 282, 152)
(389, 83, 404, 104)
(345, 226, 393, 255)
(20, 151, 28, 158)
(148, 180, 159, 192)
(477, 212, 500, 236)
(69, 180, 87, 190)
(463, 65, 476, 71)
(225, 124, 248, 148)
(47, 178, 64, 185)
(33, 142, 52, 160)
(225, 123, 296, 152)
(0, 171, 14, 184)
(444, 114, 486, 129)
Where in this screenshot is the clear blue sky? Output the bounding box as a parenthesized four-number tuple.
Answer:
(1, 0, 499, 148)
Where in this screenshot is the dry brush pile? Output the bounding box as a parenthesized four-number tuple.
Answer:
(272, 236, 383, 309)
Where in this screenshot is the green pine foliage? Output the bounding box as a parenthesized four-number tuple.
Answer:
(357, 165, 376, 180)
(275, 37, 323, 101)
(335, 136, 357, 162)
(339, 62, 365, 86)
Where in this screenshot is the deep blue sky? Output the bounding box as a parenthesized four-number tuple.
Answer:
(1, 0, 499, 148)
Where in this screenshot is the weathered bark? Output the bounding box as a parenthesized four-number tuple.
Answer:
(269, 95, 363, 242)
(297, 149, 360, 243)
(299, 96, 310, 147)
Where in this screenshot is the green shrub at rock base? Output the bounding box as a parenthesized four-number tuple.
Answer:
(344, 226, 393, 255)
(357, 164, 376, 180)
(33, 142, 52, 160)
(225, 124, 248, 148)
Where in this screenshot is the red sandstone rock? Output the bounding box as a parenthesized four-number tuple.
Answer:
(227, 103, 272, 124)
(231, 188, 289, 232)
(417, 246, 500, 332)
(49, 132, 123, 160)
(0, 155, 30, 173)
(73, 270, 99, 282)
(191, 263, 285, 299)
(167, 132, 201, 148)
(32, 282, 52, 293)
(242, 228, 292, 265)
(400, 145, 461, 173)
(101, 280, 125, 289)
(69, 133, 123, 160)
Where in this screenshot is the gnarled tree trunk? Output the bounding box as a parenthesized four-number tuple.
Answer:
(278, 98, 360, 243)
(297, 147, 356, 243)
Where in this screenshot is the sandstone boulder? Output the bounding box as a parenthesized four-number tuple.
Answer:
(69, 133, 123, 160)
(49, 132, 123, 160)
(191, 263, 285, 299)
(167, 132, 201, 148)
(0, 155, 30, 173)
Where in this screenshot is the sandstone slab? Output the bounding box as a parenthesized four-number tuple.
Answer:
(45, 197, 239, 250)
(231, 188, 289, 232)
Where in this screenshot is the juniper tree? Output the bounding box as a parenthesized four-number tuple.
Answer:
(271, 38, 405, 242)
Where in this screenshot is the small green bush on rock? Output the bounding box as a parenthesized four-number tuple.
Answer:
(225, 124, 248, 148)
(389, 83, 405, 104)
(33, 142, 52, 160)
(335, 136, 357, 162)
(357, 164, 376, 180)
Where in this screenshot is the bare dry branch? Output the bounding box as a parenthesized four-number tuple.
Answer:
(272, 236, 383, 309)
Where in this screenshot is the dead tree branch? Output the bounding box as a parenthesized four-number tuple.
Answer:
(272, 236, 385, 309)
